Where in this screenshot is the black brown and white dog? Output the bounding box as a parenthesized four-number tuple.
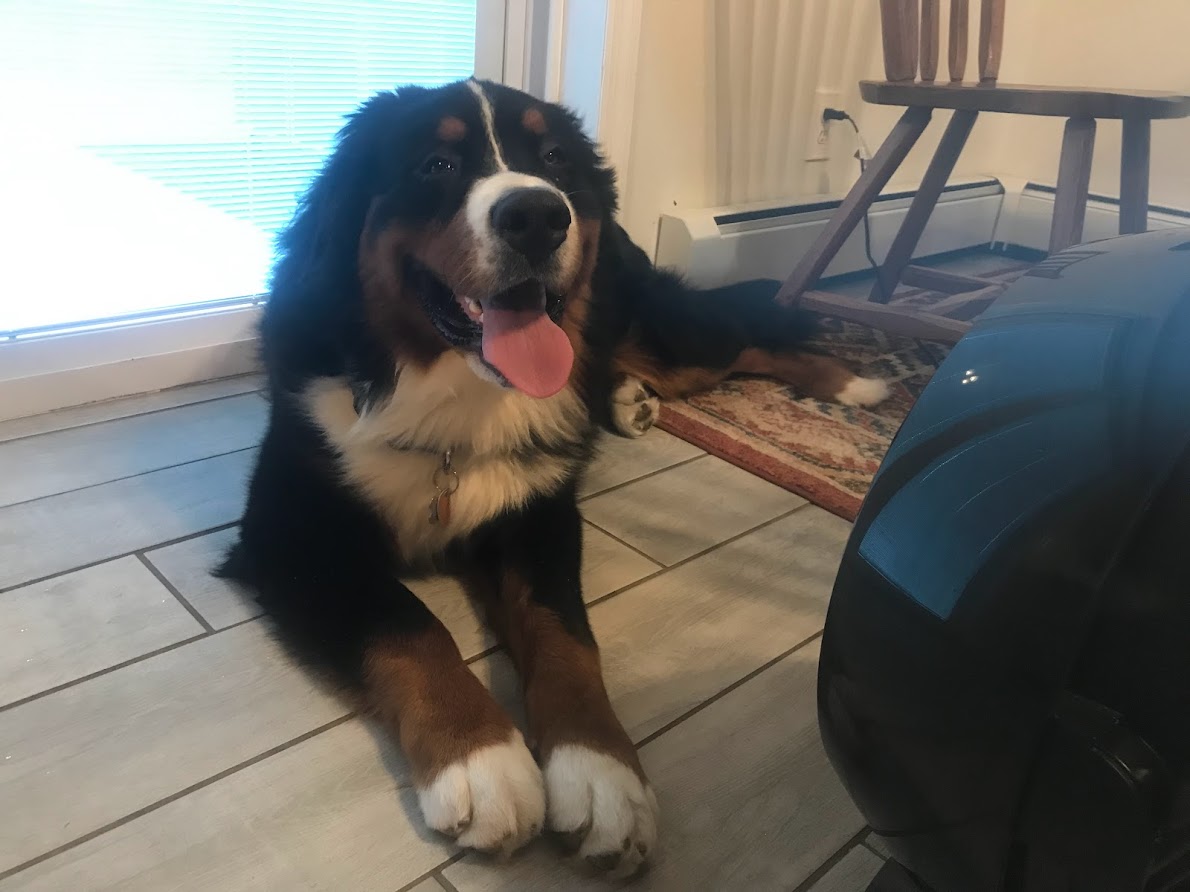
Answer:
(221, 78, 886, 878)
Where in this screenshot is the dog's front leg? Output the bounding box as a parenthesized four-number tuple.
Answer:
(362, 600, 544, 855)
(467, 492, 659, 878)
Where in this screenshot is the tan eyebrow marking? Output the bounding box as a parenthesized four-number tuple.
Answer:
(521, 107, 547, 135)
(436, 115, 467, 142)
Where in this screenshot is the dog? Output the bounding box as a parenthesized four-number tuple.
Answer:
(220, 77, 886, 878)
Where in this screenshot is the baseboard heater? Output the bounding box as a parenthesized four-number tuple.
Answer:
(994, 182, 1190, 253)
(654, 177, 1005, 287)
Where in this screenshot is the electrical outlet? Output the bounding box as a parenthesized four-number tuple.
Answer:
(804, 120, 830, 164)
(805, 87, 843, 163)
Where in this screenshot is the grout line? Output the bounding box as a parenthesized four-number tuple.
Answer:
(861, 840, 888, 861)
(431, 868, 465, 892)
(0, 712, 356, 883)
(0, 631, 211, 715)
(0, 388, 262, 446)
(789, 828, 871, 892)
(461, 505, 811, 668)
(634, 628, 824, 750)
(0, 521, 240, 596)
(0, 445, 257, 511)
(390, 857, 466, 892)
(582, 520, 666, 569)
(577, 452, 706, 502)
(584, 500, 811, 573)
(0, 618, 263, 716)
(464, 645, 499, 666)
(136, 553, 216, 634)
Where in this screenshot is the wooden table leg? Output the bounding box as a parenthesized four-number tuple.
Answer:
(869, 109, 979, 303)
(1049, 117, 1097, 254)
(1120, 118, 1151, 235)
(776, 106, 932, 307)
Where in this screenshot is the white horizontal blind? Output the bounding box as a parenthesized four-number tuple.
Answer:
(0, 0, 478, 336)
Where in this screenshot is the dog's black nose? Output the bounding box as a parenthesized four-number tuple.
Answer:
(490, 188, 571, 265)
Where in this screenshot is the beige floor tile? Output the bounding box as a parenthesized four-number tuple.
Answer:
(144, 528, 260, 630)
(0, 557, 203, 707)
(581, 506, 847, 742)
(0, 621, 347, 874)
(578, 429, 703, 499)
(806, 847, 885, 892)
(443, 640, 864, 892)
(0, 719, 452, 892)
(0, 377, 263, 444)
(582, 454, 806, 565)
(0, 449, 255, 591)
(0, 394, 266, 508)
(407, 523, 662, 661)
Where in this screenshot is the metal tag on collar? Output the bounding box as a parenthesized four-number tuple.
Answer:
(428, 449, 460, 525)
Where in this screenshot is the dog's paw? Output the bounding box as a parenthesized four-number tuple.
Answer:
(611, 377, 659, 438)
(545, 744, 659, 879)
(418, 730, 546, 856)
(835, 376, 891, 407)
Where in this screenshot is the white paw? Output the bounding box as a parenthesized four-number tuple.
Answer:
(611, 377, 659, 438)
(836, 376, 891, 407)
(417, 731, 546, 856)
(544, 744, 660, 879)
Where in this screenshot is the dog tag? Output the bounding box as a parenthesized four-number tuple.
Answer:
(429, 489, 452, 525)
(428, 449, 459, 526)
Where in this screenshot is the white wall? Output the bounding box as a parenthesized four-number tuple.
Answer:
(618, 0, 1190, 254)
(973, 0, 1190, 208)
(619, 0, 716, 252)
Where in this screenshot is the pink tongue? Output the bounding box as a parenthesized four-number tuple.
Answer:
(481, 308, 574, 398)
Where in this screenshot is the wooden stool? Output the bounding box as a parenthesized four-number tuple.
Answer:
(776, 0, 1190, 343)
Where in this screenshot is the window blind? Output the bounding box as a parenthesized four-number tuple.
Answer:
(0, 0, 478, 335)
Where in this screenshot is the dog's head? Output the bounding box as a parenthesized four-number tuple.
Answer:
(279, 79, 616, 400)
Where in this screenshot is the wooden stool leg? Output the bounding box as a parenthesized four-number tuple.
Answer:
(1119, 118, 1151, 235)
(1049, 117, 1097, 254)
(776, 106, 933, 306)
(870, 109, 979, 303)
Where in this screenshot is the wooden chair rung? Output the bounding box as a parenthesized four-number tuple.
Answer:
(901, 266, 993, 294)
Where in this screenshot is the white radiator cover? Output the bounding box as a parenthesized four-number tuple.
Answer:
(994, 183, 1190, 252)
(654, 177, 1005, 287)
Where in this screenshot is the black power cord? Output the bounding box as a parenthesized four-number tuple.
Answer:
(823, 108, 888, 301)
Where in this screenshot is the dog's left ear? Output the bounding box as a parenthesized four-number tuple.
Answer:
(272, 88, 426, 297)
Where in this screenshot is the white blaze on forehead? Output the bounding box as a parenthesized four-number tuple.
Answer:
(467, 79, 508, 171)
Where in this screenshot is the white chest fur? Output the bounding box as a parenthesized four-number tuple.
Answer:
(303, 352, 589, 562)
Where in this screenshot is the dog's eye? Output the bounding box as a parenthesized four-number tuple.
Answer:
(542, 144, 568, 167)
(420, 154, 457, 177)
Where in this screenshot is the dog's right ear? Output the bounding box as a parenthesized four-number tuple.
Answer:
(272, 87, 425, 296)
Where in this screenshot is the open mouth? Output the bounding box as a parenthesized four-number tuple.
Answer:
(405, 258, 574, 398)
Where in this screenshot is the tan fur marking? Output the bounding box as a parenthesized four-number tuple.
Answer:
(521, 107, 547, 135)
(615, 342, 862, 403)
(559, 217, 601, 384)
(468, 571, 644, 780)
(357, 211, 450, 368)
(733, 347, 858, 401)
(364, 623, 514, 785)
(614, 346, 731, 401)
(437, 115, 467, 142)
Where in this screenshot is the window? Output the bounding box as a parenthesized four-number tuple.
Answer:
(1, 1, 482, 337)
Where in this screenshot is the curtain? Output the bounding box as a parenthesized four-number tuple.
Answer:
(709, 0, 879, 205)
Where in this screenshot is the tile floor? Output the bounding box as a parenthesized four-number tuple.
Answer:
(0, 375, 890, 892)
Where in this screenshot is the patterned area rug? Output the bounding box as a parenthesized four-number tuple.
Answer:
(657, 267, 1029, 521)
